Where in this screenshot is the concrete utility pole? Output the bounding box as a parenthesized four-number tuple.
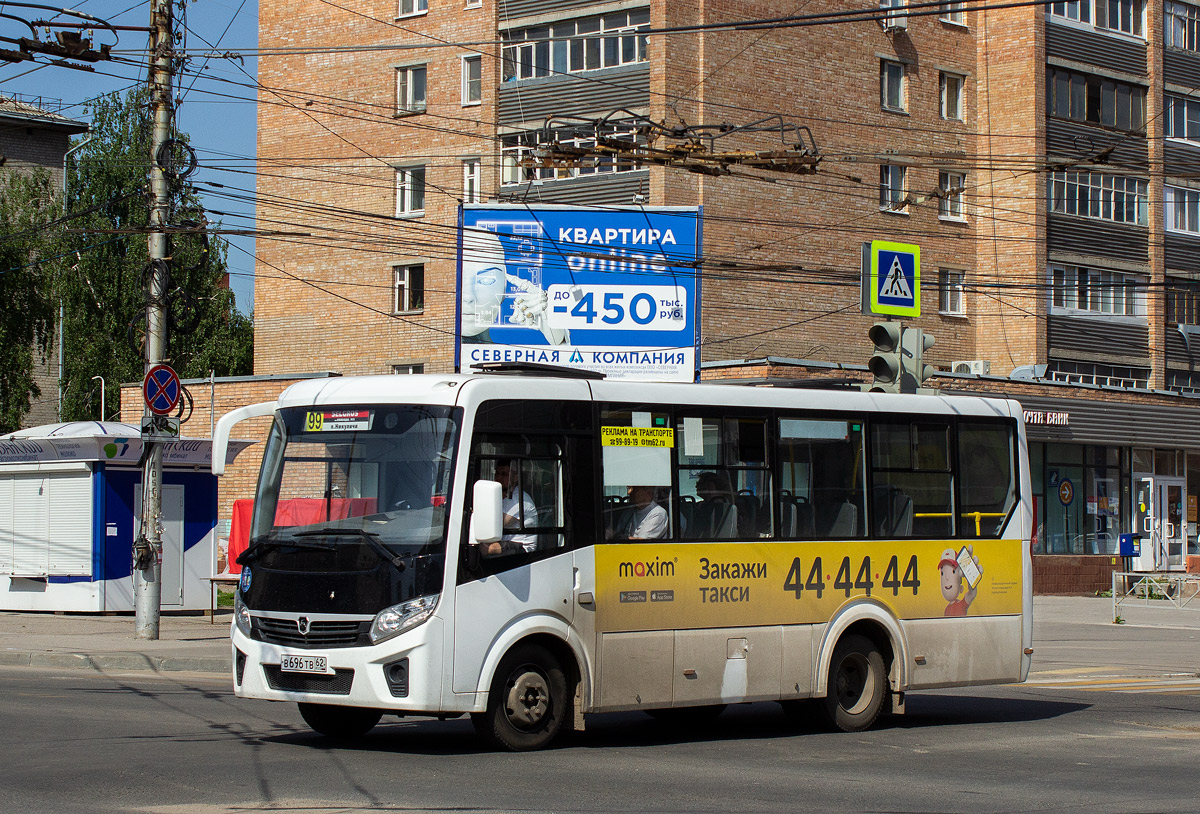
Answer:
(135, 0, 174, 640)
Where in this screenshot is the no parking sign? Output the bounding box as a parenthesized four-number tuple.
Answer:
(143, 364, 181, 416)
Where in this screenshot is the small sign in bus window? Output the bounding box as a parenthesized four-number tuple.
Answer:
(600, 426, 675, 448)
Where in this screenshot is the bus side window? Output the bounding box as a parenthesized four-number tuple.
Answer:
(870, 421, 953, 538)
(957, 422, 1017, 538)
(601, 406, 676, 541)
(778, 418, 866, 539)
(459, 432, 573, 580)
(677, 414, 772, 540)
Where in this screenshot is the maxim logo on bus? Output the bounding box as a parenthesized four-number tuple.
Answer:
(618, 557, 676, 578)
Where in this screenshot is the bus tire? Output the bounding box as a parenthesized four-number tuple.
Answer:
(297, 703, 382, 739)
(472, 643, 567, 751)
(645, 705, 726, 725)
(819, 634, 887, 732)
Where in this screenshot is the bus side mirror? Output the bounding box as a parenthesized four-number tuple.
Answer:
(471, 480, 503, 544)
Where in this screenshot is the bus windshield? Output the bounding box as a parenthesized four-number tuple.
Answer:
(248, 405, 460, 558)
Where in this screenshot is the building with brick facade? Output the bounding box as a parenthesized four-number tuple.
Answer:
(248, 0, 1200, 592)
(0, 95, 88, 428)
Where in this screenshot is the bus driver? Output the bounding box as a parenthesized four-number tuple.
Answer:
(480, 460, 539, 556)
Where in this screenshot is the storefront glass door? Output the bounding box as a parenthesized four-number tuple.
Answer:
(1159, 478, 1186, 570)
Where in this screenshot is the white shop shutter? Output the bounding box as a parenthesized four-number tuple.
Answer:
(0, 478, 13, 575)
(47, 475, 92, 576)
(12, 476, 48, 577)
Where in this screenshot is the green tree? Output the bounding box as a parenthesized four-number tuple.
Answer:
(60, 88, 252, 423)
(0, 169, 60, 434)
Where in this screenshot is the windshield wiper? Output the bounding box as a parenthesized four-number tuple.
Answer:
(292, 527, 411, 574)
(237, 537, 336, 565)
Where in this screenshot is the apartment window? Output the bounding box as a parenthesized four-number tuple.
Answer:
(1097, 0, 1145, 35)
(395, 65, 427, 115)
(1050, 265, 1143, 316)
(1167, 278, 1200, 325)
(1049, 0, 1144, 36)
(939, 269, 965, 315)
(398, 0, 428, 17)
(501, 123, 644, 185)
(1166, 94, 1200, 141)
(1166, 186, 1200, 233)
(939, 172, 966, 220)
(393, 363, 426, 374)
(462, 56, 482, 105)
(395, 166, 426, 216)
(1048, 171, 1147, 225)
(502, 9, 650, 81)
(881, 60, 905, 112)
(1047, 360, 1148, 388)
(879, 165, 907, 211)
(463, 158, 481, 203)
(940, 72, 965, 120)
(1167, 0, 1200, 50)
(394, 264, 425, 313)
(1045, 67, 1145, 132)
(466, 0, 482, 6)
(941, 0, 965, 24)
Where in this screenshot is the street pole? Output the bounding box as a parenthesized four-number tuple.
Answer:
(135, 0, 174, 640)
(90, 376, 105, 420)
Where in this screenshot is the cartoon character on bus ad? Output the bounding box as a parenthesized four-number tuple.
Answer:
(939, 545, 983, 616)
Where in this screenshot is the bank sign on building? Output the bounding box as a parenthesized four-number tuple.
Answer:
(457, 205, 702, 382)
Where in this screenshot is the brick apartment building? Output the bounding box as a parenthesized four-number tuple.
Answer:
(249, 0, 1200, 591)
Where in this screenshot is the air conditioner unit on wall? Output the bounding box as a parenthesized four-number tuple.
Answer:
(952, 360, 991, 375)
(880, 8, 908, 31)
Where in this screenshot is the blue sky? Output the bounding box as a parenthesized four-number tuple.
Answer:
(0, 0, 258, 314)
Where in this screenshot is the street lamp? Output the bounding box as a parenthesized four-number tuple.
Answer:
(90, 375, 105, 421)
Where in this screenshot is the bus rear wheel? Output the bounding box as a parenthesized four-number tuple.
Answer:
(819, 634, 887, 732)
(472, 643, 567, 752)
(297, 703, 383, 739)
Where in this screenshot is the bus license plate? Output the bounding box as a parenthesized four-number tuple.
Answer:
(280, 654, 330, 674)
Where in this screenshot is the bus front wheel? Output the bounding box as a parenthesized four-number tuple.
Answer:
(819, 634, 887, 732)
(473, 643, 567, 751)
(297, 702, 382, 739)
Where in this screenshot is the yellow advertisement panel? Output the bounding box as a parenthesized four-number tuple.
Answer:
(601, 426, 675, 447)
(594, 539, 1024, 633)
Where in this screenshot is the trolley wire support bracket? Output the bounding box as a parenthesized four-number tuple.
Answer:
(520, 112, 821, 180)
(1111, 571, 1200, 622)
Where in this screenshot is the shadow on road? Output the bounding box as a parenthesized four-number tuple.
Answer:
(260, 694, 1090, 755)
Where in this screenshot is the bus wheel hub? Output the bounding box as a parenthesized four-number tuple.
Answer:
(506, 670, 549, 726)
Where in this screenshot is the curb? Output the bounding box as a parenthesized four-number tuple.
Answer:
(0, 650, 230, 674)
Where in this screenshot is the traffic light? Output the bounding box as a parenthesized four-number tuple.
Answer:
(868, 321, 903, 393)
(900, 327, 937, 393)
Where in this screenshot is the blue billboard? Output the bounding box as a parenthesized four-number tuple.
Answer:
(457, 205, 702, 382)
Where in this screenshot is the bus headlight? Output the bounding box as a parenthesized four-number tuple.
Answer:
(233, 592, 252, 637)
(370, 594, 439, 644)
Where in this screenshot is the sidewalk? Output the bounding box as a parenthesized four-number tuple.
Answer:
(0, 595, 1196, 677)
(0, 610, 233, 674)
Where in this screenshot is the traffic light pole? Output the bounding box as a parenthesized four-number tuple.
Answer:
(134, 0, 174, 640)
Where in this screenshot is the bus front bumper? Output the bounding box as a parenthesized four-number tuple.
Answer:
(230, 617, 455, 712)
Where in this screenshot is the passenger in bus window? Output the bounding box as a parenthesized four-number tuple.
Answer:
(481, 459, 539, 556)
(611, 485, 668, 540)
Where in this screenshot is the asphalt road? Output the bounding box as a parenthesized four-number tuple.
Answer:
(2, 660, 1198, 814)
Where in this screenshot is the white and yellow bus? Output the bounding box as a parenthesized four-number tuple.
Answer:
(213, 367, 1032, 751)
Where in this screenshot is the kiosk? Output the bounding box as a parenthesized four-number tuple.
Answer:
(0, 421, 252, 612)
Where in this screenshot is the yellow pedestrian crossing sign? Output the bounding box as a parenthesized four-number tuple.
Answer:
(869, 240, 920, 317)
